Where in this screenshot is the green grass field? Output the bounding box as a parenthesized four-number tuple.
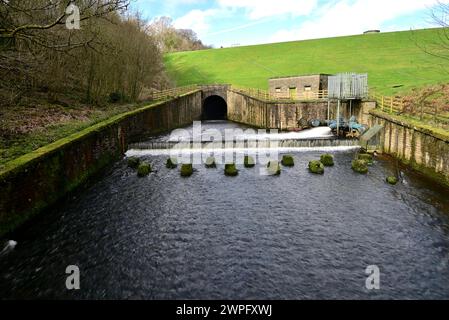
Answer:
(165, 28, 449, 95)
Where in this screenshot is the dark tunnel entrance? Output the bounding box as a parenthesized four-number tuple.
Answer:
(202, 95, 228, 120)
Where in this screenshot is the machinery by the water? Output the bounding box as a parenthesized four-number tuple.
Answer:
(328, 116, 368, 138)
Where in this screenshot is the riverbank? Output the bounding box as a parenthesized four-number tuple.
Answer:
(0, 99, 160, 171)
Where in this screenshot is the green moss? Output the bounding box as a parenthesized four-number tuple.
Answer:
(128, 157, 141, 169)
(244, 156, 255, 168)
(308, 160, 324, 174)
(166, 157, 178, 169)
(386, 176, 398, 185)
(205, 157, 217, 168)
(281, 155, 295, 167)
(352, 160, 369, 174)
(267, 161, 281, 175)
(320, 154, 334, 166)
(137, 162, 152, 177)
(181, 164, 193, 177)
(358, 153, 373, 165)
(225, 164, 239, 176)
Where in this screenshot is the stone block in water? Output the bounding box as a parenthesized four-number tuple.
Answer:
(127, 157, 140, 169)
(267, 161, 281, 175)
(308, 160, 324, 174)
(137, 162, 152, 177)
(281, 155, 295, 167)
(166, 157, 178, 169)
(181, 164, 193, 177)
(386, 176, 398, 185)
(358, 153, 373, 165)
(320, 154, 334, 167)
(244, 156, 255, 168)
(205, 157, 217, 168)
(225, 164, 239, 176)
(352, 160, 369, 174)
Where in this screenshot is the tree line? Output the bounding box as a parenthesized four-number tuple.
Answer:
(0, 1, 209, 107)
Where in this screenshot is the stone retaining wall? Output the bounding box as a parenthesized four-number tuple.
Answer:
(0, 91, 202, 236)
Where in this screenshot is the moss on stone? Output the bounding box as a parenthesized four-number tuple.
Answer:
(320, 154, 334, 167)
(166, 157, 178, 169)
(308, 160, 324, 174)
(225, 164, 239, 176)
(137, 162, 152, 177)
(128, 156, 141, 169)
(244, 156, 255, 168)
(281, 155, 295, 167)
(205, 157, 217, 168)
(181, 164, 193, 177)
(267, 161, 281, 175)
(386, 176, 398, 185)
(358, 153, 373, 165)
(352, 160, 369, 174)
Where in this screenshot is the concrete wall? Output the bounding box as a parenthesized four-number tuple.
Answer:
(268, 75, 329, 99)
(370, 110, 449, 187)
(0, 91, 202, 236)
(227, 89, 371, 129)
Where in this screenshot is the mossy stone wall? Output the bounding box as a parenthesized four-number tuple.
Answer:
(369, 110, 449, 187)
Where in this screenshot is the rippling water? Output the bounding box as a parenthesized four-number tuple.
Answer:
(1, 122, 449, 299)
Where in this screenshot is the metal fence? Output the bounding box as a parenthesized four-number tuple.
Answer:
(328, 73, 368, 99)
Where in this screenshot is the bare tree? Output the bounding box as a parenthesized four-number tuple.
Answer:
(416, 1, 449, 61)
(0, 0, 130, 51)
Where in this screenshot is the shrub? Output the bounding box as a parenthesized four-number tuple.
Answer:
(308, 160, 324, 174)
(166, 157, 178, 169)
(281, 155, 295, 167)
(267, 161, 281, 175)
(352, 160, 369, 174)
(244, 156, 255, 168)
(320, 154, 334, 166)
(225, 164, 239, 176)
(137, 162, 152, 177)
(205, 157, 217, 168)
(180, 164, 193, 177)
(127, 157, 140, 169)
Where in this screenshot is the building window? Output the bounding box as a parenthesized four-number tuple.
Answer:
(275, 87, 281, 93)
(304, 85, 312, 91)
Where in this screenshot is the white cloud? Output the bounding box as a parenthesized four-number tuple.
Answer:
(218, 0, 318, 20)
(270, 0, 446, 43)
(174, 9, 218, 34)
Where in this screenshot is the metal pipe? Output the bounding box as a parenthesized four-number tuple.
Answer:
(337, 99, 340, 137)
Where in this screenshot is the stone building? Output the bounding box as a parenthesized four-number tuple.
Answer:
(268, 74, 331, 100)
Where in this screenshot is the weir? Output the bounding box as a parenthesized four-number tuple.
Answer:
(128, 138, 359, 151)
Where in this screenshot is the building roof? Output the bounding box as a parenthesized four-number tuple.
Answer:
(269, 74, 333, 80)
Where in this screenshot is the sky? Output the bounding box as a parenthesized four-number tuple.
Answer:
(131, 0, 448, 48)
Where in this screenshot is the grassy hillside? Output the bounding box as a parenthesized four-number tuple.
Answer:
(165, 28, 448, 95)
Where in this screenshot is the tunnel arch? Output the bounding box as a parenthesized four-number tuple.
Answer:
(202, 95, 228, 120)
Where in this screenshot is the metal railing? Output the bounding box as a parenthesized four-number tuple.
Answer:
(230, 85, 329, 102)
(149, 85, 199, 101)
